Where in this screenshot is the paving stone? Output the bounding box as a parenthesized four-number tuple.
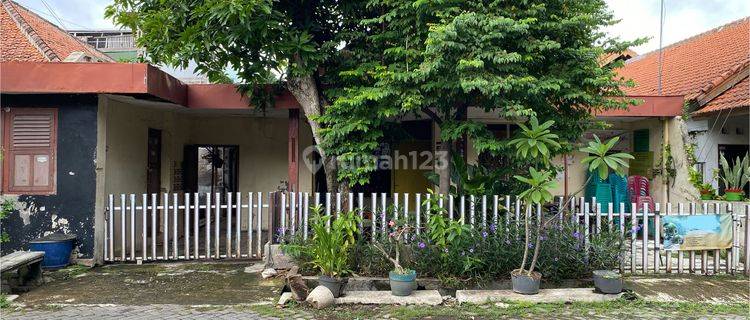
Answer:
(2, 304, 278, 320)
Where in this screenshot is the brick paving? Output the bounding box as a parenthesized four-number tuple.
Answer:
(2, 304, 281, 320)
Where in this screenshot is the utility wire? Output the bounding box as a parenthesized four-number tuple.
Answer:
(25, 5, 93, 30)
(39, 0, 67, 30)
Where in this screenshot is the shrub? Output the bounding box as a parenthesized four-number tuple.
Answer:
(283, 214, 625, 284)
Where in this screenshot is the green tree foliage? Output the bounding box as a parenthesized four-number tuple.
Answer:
(107, 0, 642, 191)
(321, 0, 643, 185)
(106, 0, 374, 191)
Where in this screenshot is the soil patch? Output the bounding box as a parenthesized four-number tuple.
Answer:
(16, 261, 284, 306)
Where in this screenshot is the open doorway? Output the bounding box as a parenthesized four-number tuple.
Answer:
(183, 145, 239, 195)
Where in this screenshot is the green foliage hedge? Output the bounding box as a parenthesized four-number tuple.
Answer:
(283, 218, 625, 286)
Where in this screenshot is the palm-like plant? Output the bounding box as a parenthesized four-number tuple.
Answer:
(508, 117, 561, 166)
(718, 153, 749, 192)
(580, 135, 635, 180)
(515, 168, 557, 205)
(510, 116, 634, 278)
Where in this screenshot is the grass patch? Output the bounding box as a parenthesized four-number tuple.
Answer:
(0, 294, 10, 309)
(277, 298, 748, 319)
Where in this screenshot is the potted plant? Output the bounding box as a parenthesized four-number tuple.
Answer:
(718, 153, 748, 201)
(305, 206, 360, 298)
(592, 270, 623, 294)
(509, 117, 633, 294)
(698, 183, 715, 200)
(373, 219, 417, 296)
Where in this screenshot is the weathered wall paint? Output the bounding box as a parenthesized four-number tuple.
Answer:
(102, 96, 314, 250)
(0, 94, 98, 258)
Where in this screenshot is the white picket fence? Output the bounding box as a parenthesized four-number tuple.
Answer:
(105, 192, 750, 275)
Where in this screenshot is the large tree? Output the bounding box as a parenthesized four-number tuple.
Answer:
(319, 0, 641, 192)
(106, 0, 374, 192)
(107, 0, 639, 194)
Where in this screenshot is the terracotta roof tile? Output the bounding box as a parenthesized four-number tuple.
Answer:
(0, 0, 112, 62)
(618, 17, 749, 97)
(1, 1, 46, 61)
(694, 76, 749, 114)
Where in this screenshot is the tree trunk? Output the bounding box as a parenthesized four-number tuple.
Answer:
(287, 75, 343, 193)
(528, 214, 543, 275)
(437, 141, 451, 195)
(519, 205, 531, 271)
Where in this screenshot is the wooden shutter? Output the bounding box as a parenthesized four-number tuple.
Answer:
(2, 108, 57, 194)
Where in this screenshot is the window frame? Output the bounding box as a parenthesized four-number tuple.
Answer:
(1, 108, 58, 195)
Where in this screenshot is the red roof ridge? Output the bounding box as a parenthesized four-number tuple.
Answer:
(689, 60, 750, 101)
(1, 0, 113, 62)
(1, 0, 58, 61)
(626, 16, 750, 65)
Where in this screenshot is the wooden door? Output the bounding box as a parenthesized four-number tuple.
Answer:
(392, 140, 432, 208)
(146, 128, 161, 195)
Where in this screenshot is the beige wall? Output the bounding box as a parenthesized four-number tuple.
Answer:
(460, 116, 682, 205)
(102, 96, 314, 240)
(185, 115, 313, 193)
(103, 97, 314, 197)
(549, 118, 674, 203)
(104, 98, 189, 196)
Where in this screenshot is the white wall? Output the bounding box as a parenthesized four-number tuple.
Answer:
(689, 115, 750, 190)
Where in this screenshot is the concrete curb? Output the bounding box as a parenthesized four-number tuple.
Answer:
(456, 288, 622, 304)
(334, 290, 443, 305)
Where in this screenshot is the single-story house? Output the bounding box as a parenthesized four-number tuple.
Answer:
(7, 0, 739, 265)
(0, 59, 685, 264)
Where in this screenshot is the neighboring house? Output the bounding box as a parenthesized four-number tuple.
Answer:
(68, 29, 139, 61)
(0, 0, 113, 261)
(0, 0, 112, 62)
(617, 17, 749, 202)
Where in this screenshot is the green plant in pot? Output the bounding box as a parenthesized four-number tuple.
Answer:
(697, 183, 715, 200)
(305, 205, 360, 298)
(509, 117, 632, 295)
(686, 144, 716, 200)
(374, 218, 417, 296)
(718, 153, 749, 201)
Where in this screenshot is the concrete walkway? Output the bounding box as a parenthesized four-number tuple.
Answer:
(2, 304, 278, 320)
(626, 275, 749, 304)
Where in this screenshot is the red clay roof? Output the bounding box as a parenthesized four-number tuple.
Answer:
(617, 17, 749, 113)
(0, 0, 112, 62)
(695, 76, 749, 114)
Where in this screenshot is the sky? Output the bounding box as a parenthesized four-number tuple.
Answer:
(15, 0, 750, 76)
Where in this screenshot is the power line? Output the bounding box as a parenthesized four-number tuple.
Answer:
(39, 0, 67, 30)
(21, 2, 95, 30)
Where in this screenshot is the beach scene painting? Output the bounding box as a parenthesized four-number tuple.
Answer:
(662, 214, 732, 251)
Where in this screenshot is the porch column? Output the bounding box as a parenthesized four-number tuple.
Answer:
(288, 109, 299, 192)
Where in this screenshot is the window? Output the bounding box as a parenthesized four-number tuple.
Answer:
(694, 162, 705, 179)
(2, 108, 57, 194)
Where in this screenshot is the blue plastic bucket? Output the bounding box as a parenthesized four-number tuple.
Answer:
(29, 233, 77, 269)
